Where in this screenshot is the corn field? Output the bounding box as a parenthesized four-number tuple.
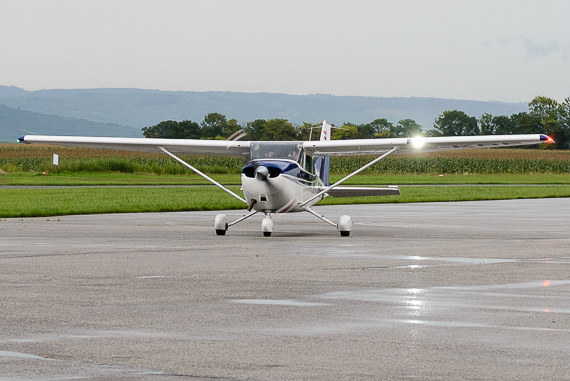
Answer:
(1, 144, 569, 175)
(329, 156, 570, 174)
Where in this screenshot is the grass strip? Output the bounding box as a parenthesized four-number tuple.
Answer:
(2, 172, 570, 186)
(2, 185, 569, 218)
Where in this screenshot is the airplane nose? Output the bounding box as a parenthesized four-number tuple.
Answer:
(254, 166, 269, 181)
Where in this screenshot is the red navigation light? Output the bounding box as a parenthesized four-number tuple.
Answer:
(546, 136, 555, 144)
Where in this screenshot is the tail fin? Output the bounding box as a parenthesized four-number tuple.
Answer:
(319, 119, 331, 142)
(315, 120, 331, 185)
(227, 129, 246, 141)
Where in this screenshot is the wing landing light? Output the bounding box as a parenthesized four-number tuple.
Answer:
(410, 136, 426, 149)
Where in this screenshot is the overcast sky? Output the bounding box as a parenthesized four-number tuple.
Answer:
(1, 0, 569, 102)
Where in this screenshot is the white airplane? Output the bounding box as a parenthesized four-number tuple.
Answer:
(18, 121, 553, 236)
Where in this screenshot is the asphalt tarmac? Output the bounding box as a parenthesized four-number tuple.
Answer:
(1, 198, 569, 380)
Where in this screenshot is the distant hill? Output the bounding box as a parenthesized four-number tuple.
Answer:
(0, 85, 27, 98)
(0, 104, 139, 142)
(0, 85, 529, 135)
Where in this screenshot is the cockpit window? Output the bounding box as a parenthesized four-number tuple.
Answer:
(250, 142, 303, 161)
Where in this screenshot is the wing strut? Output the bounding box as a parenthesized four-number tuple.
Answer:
(159, 146, 247, 204)
(305, 207, 338, 228)
(228, 210, 258, 227)
(300, 146, 399, 207)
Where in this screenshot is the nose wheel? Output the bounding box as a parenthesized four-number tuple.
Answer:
(261, 215, 273, 237)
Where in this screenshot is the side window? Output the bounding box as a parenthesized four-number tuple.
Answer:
(304, 154, 314, 174)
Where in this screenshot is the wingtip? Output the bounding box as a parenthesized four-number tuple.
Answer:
(540, 135, 555, 144)
(18, 136, 27, 143)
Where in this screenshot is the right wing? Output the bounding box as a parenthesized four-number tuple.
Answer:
(18, 135, 252, 157)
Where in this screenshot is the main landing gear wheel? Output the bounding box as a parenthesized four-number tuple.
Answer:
(214, 214, 228, 236)
(261, 216, 273, 237)
(338, 215, 352, 237)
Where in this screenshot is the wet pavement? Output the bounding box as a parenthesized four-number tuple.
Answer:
(1, 198, 569, 380)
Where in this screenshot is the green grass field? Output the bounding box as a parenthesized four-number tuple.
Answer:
(2, 184, 570, 218)
(2, 172, 570, 186)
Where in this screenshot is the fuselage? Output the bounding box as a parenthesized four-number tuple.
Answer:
(241, 159, 325, 213)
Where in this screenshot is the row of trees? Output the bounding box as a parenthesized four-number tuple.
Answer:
(141, 113, 423, 142)
(141, 113, 242, 140)
(431, 96, 569, 148)
(141, 96, 570, 149)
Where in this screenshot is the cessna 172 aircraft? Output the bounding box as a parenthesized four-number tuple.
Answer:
(18, 121, 553, 236)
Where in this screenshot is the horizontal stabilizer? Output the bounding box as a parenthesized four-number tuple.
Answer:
(326, 186, 400, 198)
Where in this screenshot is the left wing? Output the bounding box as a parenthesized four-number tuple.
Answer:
(303, 134, 552, 156)
(18, 135, 252, 157)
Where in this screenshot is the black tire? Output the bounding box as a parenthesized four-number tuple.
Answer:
(215, 229, 227, 236)
(263, 232, 272, 237)
(340, 231, 350, 237)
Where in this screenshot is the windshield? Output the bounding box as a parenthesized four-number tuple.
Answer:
(250, 142, 303, 161)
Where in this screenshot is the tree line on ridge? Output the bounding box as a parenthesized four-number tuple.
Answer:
(142, 96, 569, 149)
